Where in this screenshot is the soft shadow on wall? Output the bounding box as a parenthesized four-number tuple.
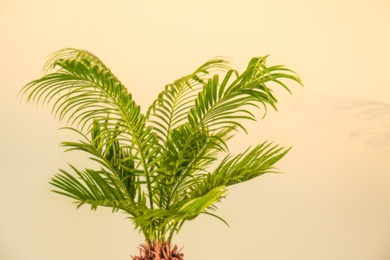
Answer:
(292, 94, 390, 157)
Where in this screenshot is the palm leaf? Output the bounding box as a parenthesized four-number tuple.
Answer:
(189, 56, 302, 133)
(22, 48, 302, 243)
(50, 165, 142, 214)
(188, 142, 290, 201)
(21, 48, 160, 208)
(146, 57, 232, 143)
(60, 123, 141, 201)
(133, 185, 227, 241)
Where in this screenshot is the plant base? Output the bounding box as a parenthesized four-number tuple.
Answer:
(132, 241, 184, 260)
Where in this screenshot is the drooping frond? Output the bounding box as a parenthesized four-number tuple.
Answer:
(22, 49, 302, 244)
(151, 56, 301, 218)
(188, 56, 302, 133)
(60, 121, 140, 200)
(21, 49, 153, 159)
(23, 49, 130, 127)
(21, 48, 160, 208)
(188, 142, 290, 200)
(50, 165, 143, 214)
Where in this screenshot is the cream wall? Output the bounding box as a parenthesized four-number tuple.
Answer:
(1, 1, 390, 259)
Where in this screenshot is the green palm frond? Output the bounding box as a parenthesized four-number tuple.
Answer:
(60, 122, 140, 200)
(189, 56, 301, 133)
(188, 142, 290, 200)
(21, 48, 160, 208)
(133, 185, 227, 241)
(146, 58, 232, 140)
(51, 166, 142, 214)
(22, 48, 302, 244)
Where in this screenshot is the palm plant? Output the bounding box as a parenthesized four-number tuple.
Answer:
(21, 48, 301, 259)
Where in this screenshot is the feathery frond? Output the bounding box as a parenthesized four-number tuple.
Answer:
(21, 48, 302, 244)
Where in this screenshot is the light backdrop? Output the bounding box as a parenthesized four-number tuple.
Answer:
(1, 1, 390, 259)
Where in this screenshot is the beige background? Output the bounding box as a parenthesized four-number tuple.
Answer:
(1, 0, 390, 259)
